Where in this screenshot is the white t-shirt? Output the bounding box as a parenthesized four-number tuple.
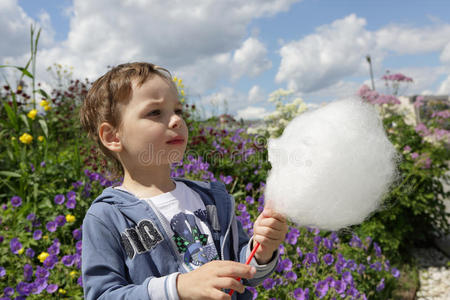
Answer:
(116, 181, 219, 272)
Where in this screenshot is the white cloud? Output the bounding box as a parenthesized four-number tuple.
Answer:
(248, 85, 265, 103)
(276, 14, 376, 93)
(376, 23, 450, 55)
(0, 0, 54, 59)
(437, 75, 450, 95)
(236, 106, 269, 120)
(2, 0, 299, 96)
(276, 14, 450, 94)
(440, 42, 450, 64)
(231, 37, 272, 79)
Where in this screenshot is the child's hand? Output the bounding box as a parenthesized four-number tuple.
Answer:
(252, 208, 289, 264)
(176, 260, 256, 300)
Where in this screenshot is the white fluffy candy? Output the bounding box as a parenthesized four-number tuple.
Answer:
(265, 97, 399, 231)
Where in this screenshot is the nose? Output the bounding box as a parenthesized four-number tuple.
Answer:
(169, 113, 182, 129)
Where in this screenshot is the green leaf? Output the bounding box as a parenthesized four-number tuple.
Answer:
(37, 88, 49, 99)
(0, 65, 33, 78)
(38, 119, 48, 138)
(19, 114, 30, 130)
(2, 100, 18, 131)
(0, 171, 21, 178)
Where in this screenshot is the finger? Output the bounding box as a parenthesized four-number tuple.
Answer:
(253, 226, 284, 240)
(257, 218, 286, 231)
(262, 209, 287, 222)
(253, 234, 280, 247)
(210, 289, 231, 300)
(213, 277, 245, 294)
(215, 262, 256, 279)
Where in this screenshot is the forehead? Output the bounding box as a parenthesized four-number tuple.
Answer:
(130, 75, 180, 105)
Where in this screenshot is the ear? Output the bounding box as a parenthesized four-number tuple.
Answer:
(99, 122, 122, 153)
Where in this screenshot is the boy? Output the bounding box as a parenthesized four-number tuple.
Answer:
(79, 62, 288, 300)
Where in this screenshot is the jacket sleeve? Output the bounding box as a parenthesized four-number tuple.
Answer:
(81, 212, 179, 300)
(234, 209, 279, 287)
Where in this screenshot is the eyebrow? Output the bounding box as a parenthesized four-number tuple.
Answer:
(142, 99, 183, 109)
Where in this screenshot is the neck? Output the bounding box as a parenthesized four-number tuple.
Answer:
(121, 164, 175, 198)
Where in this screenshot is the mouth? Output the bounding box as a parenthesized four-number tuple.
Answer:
(166, 136, 185, 144)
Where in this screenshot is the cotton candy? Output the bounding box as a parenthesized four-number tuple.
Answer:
(265, 97, 399, 231)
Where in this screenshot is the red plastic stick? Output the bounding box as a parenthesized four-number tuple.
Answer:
(228, 241, 260, 296)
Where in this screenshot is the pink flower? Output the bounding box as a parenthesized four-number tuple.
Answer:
(403, 146, 411, 152)
(411, 152, 419, 159)
(414, 96, 424, 108)
(415, 123, 430, 137)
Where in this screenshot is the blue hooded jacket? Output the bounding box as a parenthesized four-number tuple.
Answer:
(81, 178, 279, 299)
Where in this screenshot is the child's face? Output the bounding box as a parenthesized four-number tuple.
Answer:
(117, 75, 188, 168)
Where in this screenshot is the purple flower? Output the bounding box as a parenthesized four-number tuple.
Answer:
(293, 287, 309, 300)
(296, 247, 303, 258)
(349, 235, 362, 248)
(245, 196, 254, 204)
(220, 174, 233, 185)
(26, 213, 36, 221)
(10, 237, 22, 254)
(54, 215, 66, 227)
(23, 264, 33, 282)
(285, 271, 297, 281)
(411, 152, 419, 159)
(373, 242, 382, 257)
(0, 266, 5, 277)
(237, 203, 247, 212)
(0, 235, 3, 243)
(46, 284, 58, 293)
(16, 282, 31, 296)
(342, 271, 353, 284)
(314, 280, 329, 299)
(313, 236, 322, 246)
(286, 227, 300, 245)
(1, 204, 7, 210)
(4, 287, 14, 296)
(35, 266, 49, 279)
(357, 263, 366, 275)
(40, 161, 46, 167)
(333, 279, 346, 294)
(391, 267, 400, 278)
(43, 255, 58, 269)
(77, 275, 83, 287)
(11, 196, 22, 207)
(376, 278, 385, 291)
(26, 248, 35, 258)
(276, 258, 292, 272)
(29, 278, 48, 295)
(66, 195, 77, 209)
(323, 238, 333, 250)
(246, 286, 257, 300)
(53, 194, 65, 205)
(76, 241, 82, 254)
(33, 230, 42, 240)
(30, 163, 35, 172)
(73, 228, 82, 240)
(262, 278, 276, 290)
(46, 221, 57, 232)
(323, 254, 334, 266)
(245, 183, 253, 191)
(370, 261, 382, 272)
(62, 255, 74, 267)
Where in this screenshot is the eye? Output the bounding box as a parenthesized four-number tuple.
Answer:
(147, 110, 161, 116)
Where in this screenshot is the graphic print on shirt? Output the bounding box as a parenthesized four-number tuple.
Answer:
(170, 211, 218, 268)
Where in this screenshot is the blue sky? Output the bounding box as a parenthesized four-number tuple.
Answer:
(3, 0, 450, 119)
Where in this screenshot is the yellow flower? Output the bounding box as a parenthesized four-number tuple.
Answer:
(44, 105, 51, 111)
(40, 100, 49, 107)
(58, 288, 66, 294)
(177, 78, 182, 85)
(38, 252, 49, 263)
(27, 109, 38, 120)
(70, 270, 78, 278)
(19, 133, 33, 144)
(17, 85, 23, 92)
(66, 214, 76, 223)
(11, 137, 16, 141)
(180, 89, 185, 96)
(43, 235, 48, 240)
(17, 248, 24, 255)
(38, 136, 44, 142)
(173, 76, 178, 82)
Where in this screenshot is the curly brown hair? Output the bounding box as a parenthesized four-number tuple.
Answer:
(79, 62, 175, 179)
